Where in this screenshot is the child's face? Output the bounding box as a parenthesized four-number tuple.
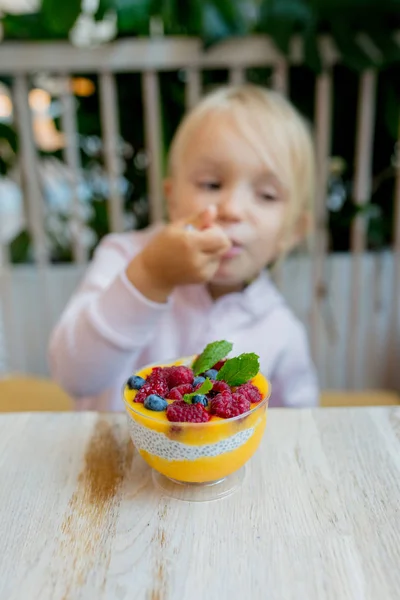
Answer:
(165, 110, 301, 288)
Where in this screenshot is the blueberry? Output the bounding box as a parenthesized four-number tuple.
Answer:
(204, 369, 218, 380)
(144, 394, 168, 411)
(127, 375, 145, 390)
(193, 376, 206, 387)
(191, 394, 208, 407)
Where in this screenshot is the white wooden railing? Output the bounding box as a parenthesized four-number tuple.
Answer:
(0, 36, 399, 391)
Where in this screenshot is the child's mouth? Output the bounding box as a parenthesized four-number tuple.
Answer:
(222, 242, 243, 260)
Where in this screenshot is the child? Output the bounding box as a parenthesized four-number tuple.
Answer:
(49, 84, 319, 410)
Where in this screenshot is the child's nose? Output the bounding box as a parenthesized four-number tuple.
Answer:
(217, 188, 246, 222)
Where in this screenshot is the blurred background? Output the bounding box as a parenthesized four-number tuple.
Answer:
(0, 0, 399, 396)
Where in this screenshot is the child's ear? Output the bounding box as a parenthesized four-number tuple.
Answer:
(296, 210, 314, 241)
(292, 210, 313, 244)
(280, 211, 313, 254)
(163, 178, 172, 200)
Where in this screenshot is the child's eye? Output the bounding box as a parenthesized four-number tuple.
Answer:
(260, 191, 278, 202)
(198, 181, 221, 191)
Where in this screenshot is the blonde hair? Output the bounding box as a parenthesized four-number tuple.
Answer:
(168, 84, 316, 237)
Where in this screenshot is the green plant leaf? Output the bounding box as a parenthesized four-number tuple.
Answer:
(0, 123, 18, 155)
(116, 0, 152, 34)
(258, 0, 313, 55)
(201, 0, 248, 47)
(149, 0, 202, 35)
(383, 80, 400, 140)
(183, 378, 213, 403)
(42, 0, 82, 36)
(367, 30, 400, 67)
(0, 122, 18, 174)
(260, 0, 312, 23)
(88, 199, 110, 242)
(96, 0, 153, 34)
(192, 340, 233, 375)
(330, 20, 374, 71)
(303, 20, 322, 73)
(216, 352, 260, 386)
(2, 13, 53, 41)
(270, 19, 296, 53)
(9, 231, 31, 264)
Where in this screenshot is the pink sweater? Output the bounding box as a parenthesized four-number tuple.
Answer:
(49, 227, 319, 411)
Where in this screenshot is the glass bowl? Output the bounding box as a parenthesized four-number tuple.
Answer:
(123, 356, 270, 501)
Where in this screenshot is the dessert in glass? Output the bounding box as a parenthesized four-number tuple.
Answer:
(123, 341, 270, 501)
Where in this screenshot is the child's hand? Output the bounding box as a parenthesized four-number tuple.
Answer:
(126, 206, 231, 302)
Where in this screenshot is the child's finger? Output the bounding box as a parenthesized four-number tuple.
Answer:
(185, 206, 217, 231)
(196, 226, 231, 254)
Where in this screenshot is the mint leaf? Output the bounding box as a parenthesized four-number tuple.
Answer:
(216, 353, 260, 386)
(183, 378, 213, 404)
(192, 340, 233, 376)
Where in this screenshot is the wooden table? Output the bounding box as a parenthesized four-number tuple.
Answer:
(0, 409, 399, 600)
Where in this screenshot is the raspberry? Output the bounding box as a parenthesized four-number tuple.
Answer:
(177, 383, 194, 394)
(236, 383, 262, 404)
(168, 388, 183, 401)
(210, 391, 250, 419)
(208, 380, 231, 398)
(209, 391, 231, 415)
(165, 366, 194, 389)
(231, 392, 251, 414)
(212, 359, 227, 371)
(167, 384, 193, 401)
(166, 401, 210, 423)
(135, 379, 168, 403)
(147, 367, 168, 384)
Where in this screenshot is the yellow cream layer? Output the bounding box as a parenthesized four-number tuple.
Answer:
(139, 412, 267, 483)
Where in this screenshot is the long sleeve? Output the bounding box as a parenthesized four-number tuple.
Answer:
(269, 320, 320, 408)
(48, 233, 170, 399)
